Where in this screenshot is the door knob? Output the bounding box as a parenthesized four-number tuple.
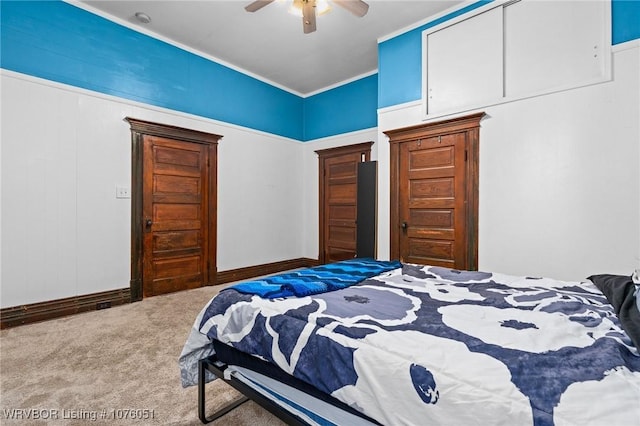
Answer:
(401, 222, 408, 231)
(145, 218, 153, 230)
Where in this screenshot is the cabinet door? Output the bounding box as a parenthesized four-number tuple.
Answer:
(426, 6, 503, 115)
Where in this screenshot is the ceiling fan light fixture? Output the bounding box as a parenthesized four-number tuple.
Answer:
(244, 0, 367, 34)
(316, 0, 331, 15)
(288, 0, 331, 18)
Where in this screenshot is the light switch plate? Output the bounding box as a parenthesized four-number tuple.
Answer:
(116, 186, 131, 199)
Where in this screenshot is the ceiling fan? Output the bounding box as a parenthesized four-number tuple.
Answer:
(245, 0, 369, 34)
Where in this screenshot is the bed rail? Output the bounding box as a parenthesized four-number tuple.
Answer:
(198, 356, 308, 425)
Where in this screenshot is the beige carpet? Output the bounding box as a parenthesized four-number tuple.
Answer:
(0, 286, 286, 425)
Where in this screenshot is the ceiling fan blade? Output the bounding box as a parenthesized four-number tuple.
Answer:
(333, 0, 369, 17)
(245, 0, 275, 13)
(302, 1, 317, 34)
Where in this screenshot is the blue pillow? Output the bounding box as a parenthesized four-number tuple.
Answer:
(588, 274, 640, 351)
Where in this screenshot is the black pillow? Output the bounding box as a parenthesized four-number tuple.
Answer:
(588, 274, 640, 351)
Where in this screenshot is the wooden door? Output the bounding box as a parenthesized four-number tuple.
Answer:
(386, 113, 483, 270)
(316, 142, 372, 264)
(127, 118, 221, 300)
(398, 134, 466, 268)
(142, 136, 208, 296)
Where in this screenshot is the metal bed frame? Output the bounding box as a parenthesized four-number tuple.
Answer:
(198, 355, 309, 425)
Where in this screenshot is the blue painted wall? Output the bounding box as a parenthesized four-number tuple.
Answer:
(0, 0, 304, 140)
(612, 0, 640, 45)
(378, 0, 640, 109)
(3, 1, 637, 140)
(303, 74, 378, 140)
(0, 0, 378, 142)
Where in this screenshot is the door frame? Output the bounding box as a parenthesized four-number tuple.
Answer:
(126, 118, 222, 301)
(384, 112, 484, 270)
(315, 142, 373, 264)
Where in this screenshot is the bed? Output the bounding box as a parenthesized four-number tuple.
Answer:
(179, 258, 640, 425)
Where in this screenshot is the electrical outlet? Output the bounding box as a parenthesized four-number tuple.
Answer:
(96, 301, 111, 310)
(116, 186, 131, 199)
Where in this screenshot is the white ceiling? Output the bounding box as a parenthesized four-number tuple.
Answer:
(75, 0, 463, 96)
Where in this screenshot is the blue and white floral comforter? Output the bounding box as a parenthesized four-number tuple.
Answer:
(179, 262, 640, 426)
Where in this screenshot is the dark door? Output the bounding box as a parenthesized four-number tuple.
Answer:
(316, 142, 373, 264)
(386, 112, 483, 270)
(127, 118, 221, 301)
(142, 135, 210, 296)
(356, 161, 377, 258)
(398, 134, 467, 268)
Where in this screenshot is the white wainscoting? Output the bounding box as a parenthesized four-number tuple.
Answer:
(0, 71, 305, 307)
(379, 43, 640, 281)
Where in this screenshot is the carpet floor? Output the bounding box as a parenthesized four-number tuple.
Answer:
(0, 285, 286, 425)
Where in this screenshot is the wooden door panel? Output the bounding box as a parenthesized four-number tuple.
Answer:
(143, 135, 208, 297)
(152, 241, 201, 259)
(328, 197, 356, 263)
(151, 194, 201, 205)
(152, 164, 201, 178)
(153, 256, 201, 277)
(329, 226, 356, 244)
(152, 205, 201, 232)
(151, 222, 201, 233)
(151, 278, 202, 295)
(409, 199, 456, 209)
(154, 143, 202, 168)
(328, 161, 357, 179)
(127, 118, 220, 301)
(150, 272, 203, 294)
(316, 142, 372, 264)
(407, 228, 455, 240)
(329, 219, 356, 231)
(154, 175, 200, 195)
(153, 203, 200, 220)
(324, 154, 358, 263)
(328, 205, 356, 221)
(328, 183, 357, 203)
(399, 132, 467, 268)
(408, 239, 455, 267)
(152, 231, 201, 252)
(409, 145, 455, 169)
(409, 178, 455, 198)
(386, 112, 483, 271)
(409, 209, 454, 228)
(326, 247, 356, 262)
